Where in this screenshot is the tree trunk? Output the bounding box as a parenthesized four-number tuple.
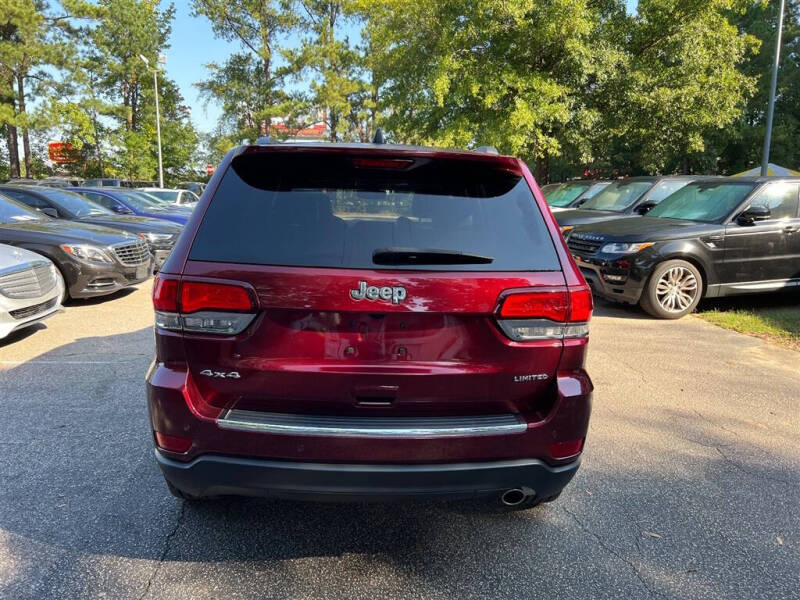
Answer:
(91, 107, 105, 177)
(5, 123, 20, 178)
(535, 155, 549, 184)
(681, 155, 690, 175)
(16, 73, 32, 177)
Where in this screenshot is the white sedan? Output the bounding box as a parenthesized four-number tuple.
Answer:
(0, 244, 63, 340)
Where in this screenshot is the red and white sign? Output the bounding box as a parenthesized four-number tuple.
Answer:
(48, 142, 76, 164)
(205, 164, 215, 175)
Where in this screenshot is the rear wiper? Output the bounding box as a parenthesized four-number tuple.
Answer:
(372, 247, 494, 265)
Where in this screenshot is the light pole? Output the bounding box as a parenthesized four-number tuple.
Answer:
(139, 53, 166, 188)
(761, 0, 785, 177)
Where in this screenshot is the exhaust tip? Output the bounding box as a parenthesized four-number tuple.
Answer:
(500, 488, 528, 506)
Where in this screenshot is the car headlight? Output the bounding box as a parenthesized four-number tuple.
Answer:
(600, 242, 654, 254)
(560, 226, 574, 238)
(60, 244, 113, 264)
(138, 232, 174, 243)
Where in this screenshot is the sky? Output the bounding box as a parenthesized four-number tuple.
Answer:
(164, 2, 641, 135)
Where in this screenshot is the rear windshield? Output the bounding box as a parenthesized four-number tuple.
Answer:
(189, 152, 560, 271)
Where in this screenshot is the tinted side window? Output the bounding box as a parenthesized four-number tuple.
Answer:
(2, 189, 48, 209)
(751, 183, 800, 219)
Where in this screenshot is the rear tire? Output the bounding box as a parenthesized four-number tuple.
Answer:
(640, 259, 703, 319)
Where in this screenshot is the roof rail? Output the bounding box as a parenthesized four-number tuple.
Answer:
(256, 135, 278, 145)
(475, 145, 499, 155)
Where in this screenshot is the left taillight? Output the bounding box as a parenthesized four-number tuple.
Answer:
(496, 286, 592, 341)
(153, 275, 257, 335)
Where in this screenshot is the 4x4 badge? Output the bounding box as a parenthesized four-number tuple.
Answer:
(200, 369, 241, 379)
(350, 281, 407, 304)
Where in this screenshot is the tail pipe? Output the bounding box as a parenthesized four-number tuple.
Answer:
(500, 488, 535, 507)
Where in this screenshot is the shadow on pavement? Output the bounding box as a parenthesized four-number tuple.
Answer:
(1, 328, 798, 599)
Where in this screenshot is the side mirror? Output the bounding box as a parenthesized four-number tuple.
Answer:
(575, 198, 587, 207)
(112, 204, 130, 214)
(635, 201, 657, 215)
(737, 205, 771, 225)
(40, 207, 59, 218)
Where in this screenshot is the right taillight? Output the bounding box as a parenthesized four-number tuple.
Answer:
(496, 286, 592, 341)
(153, 275, 257, 335)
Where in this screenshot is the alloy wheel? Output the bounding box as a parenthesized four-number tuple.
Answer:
(655, 266, 698, 313)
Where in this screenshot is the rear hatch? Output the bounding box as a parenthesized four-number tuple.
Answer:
(167, 147, 580, 420)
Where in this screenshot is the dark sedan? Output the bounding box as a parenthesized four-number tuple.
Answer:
(0, 193, 152, 301)
(0, 186, 182, 270)
(66, 188, 190, 226)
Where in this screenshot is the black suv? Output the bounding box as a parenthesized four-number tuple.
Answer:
(0, 186, 182, 270)
(566, 177, 800, 318)
(554, 176, 704, 235)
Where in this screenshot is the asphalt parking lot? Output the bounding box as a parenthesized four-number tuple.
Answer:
(1, 282, 798, 600)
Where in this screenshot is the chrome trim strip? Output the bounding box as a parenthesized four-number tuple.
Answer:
(0, 260, 50, 278)
(217, 410, 527, 438)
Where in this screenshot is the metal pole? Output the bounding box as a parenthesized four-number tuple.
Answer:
(154, 69, 164, 188)
(761, 0, 785, 177)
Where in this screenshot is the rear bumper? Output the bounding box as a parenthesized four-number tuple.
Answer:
(156, 449, 580, 501)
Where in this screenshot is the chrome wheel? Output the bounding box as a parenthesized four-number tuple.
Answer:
(655, 266, 698, 313)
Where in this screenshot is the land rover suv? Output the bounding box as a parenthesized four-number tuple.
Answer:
(146, 142, 593, 509)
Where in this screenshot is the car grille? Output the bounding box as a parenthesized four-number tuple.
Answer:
(567, 236, 603, 256)
(0, 262, 57, 299)
(111, 240, 150, 266)
(9, 296, 59, 320)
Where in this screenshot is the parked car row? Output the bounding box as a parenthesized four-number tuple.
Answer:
(547, 176, 800, 319)
(0, 185, 190, 340)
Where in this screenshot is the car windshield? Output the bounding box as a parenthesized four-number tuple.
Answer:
(579, 180, 654, 212)
(0, 194, 47, 223)
(645, 182, 757, 223)
(543, 182, 591, 207)
(146, 190, 181, 202)
(583, 182, 610, 199)
(41, 189, 112, 217)
(116, 191, 166, 211)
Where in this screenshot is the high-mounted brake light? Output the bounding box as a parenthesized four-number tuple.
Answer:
(153, 275, 256, 335)
(496, 286, 592, 341)
(352, 158, 413, 169)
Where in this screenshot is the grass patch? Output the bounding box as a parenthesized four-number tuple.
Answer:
(696, 293, 800, 350)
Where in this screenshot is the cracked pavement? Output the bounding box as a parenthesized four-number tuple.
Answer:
(0, 282, 798, 599)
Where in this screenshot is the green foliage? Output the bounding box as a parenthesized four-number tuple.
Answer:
(192, 0, 297, 142)
(283, 1, 366, 141)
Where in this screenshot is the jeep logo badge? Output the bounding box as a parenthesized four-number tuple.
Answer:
(350, 281, 407, 304)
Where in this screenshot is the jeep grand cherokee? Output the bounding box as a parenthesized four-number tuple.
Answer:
(146, 141, 593, 509)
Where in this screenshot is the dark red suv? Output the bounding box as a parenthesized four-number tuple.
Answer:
(146, 141, 593, 509)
